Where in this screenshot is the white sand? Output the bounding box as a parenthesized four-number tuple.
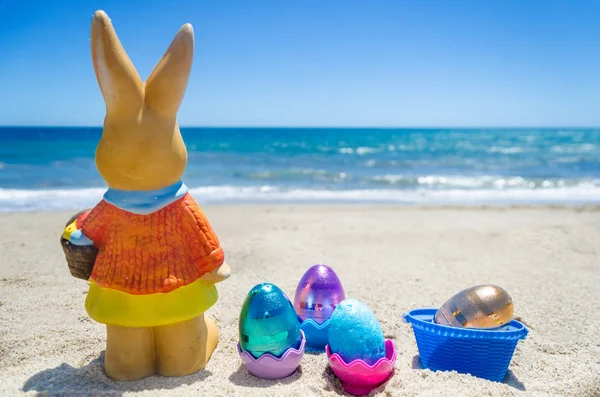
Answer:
(1, 206, 599, 396)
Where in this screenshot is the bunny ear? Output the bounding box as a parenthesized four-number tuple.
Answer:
(91, 10, 144, 116)
(144, 23, 194, 117)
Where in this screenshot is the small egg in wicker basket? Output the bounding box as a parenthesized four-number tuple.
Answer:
(60, 209, 98, 280)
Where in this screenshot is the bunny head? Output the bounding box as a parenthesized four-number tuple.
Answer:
(91, 10, 193, 191)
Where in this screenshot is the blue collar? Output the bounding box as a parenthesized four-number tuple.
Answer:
(103, 181, 188, 215)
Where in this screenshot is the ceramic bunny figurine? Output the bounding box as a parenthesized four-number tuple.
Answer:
(60, 10, 230, 381)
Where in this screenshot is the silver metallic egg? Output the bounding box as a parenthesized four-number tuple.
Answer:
(435, 285, 514, 328)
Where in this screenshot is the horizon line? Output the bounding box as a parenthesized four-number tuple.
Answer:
(1, 125, 600, 129)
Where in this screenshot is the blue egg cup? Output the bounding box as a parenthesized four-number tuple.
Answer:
(403, 308, 528, 382)
(299, 318, 330, 353)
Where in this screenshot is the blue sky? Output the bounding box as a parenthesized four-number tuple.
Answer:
(0, 0, 599, 127)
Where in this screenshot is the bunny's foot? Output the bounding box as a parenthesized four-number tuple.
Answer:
(154, 313, 218, 377)
(104, 324, 156, 381)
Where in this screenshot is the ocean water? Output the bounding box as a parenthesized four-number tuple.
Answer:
(0, 127, 599, 211)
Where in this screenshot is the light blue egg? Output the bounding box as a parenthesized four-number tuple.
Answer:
(328, 299, 385, 365)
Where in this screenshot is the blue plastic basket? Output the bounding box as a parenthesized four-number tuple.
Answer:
(403, 308, 528, 382)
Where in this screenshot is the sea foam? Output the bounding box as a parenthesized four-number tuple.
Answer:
(2, 184, 600, 212)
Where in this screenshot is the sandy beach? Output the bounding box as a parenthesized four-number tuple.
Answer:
(1, 206, 599, 396)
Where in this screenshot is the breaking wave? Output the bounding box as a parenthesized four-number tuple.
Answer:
(1, 183, 599, 211)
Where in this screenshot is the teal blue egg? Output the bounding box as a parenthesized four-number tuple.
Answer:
(328, 299, 386, 365)
(239, 283, 302, 359)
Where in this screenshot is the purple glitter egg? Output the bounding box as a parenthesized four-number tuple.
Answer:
(294, 264, 345, 324)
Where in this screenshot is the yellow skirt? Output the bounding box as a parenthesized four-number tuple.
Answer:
(85, 278, 218, 327)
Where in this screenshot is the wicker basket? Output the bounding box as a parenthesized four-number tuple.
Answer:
(60, 209, 98, 280)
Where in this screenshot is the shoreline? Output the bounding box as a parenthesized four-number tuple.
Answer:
(1, 202, 600, 214)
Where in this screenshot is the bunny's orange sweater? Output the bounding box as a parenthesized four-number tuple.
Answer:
(76, 192, 224, 327)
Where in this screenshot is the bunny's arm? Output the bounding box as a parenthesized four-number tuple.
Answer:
(64, 202, 112, 248)
(201, 261, 230, 284)
(181, 195, 231, 285)
(62, 210, 94, 246)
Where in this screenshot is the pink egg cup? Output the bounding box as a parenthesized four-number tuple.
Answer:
(325, 339, 397, 396)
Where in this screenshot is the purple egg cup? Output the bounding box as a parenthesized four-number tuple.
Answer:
(237, 330, 306, 380)
(326, 339, 397, 396)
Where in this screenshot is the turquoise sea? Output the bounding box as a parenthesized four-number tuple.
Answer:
(0, 127, 599, 211)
